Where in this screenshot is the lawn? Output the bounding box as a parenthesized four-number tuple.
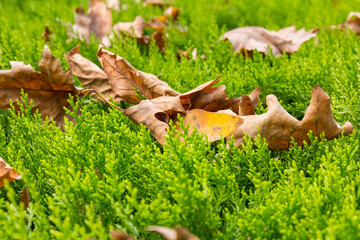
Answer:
(0, 0, 360, 239)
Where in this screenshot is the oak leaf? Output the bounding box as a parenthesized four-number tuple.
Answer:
(222, 25, 317, 56)
(146, 226, 199, 240)
(228, 86, 353, 150)
(0, 157, 21, 188)
(0, 45, 82, 127)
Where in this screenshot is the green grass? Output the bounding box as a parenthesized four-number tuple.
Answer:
(1, 0, 360, 239)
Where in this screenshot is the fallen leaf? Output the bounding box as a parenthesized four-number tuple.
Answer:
(146, 226, 199, 240)
(106, 0, 120, 12)
(88, 0, 113, 45)
(124, 96, 185, 144)
(151, 28, 166, 52)
(113, 16, 148, 40)
(338, 12, 360, 35)
(238, 87, 260, 116)
(177, 109, 244, 142)
(228, 85, 353, 150)
(69, 0, 112, 46)
(19, 187, 30, 210)
(222, 25, 317, 56)
(111, 230, 136, 240)
(179, 76, 259, 114)
(97, 48, 180, 104)
(0, 157, 21, 188)
(65, 46, 118, 103)
(0, 45, 82, 127)
(164, 7, 180, 21)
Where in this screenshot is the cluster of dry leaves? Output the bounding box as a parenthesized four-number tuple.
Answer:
(61, 0, 181, 52)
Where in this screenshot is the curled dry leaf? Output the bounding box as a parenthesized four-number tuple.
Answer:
(0, 45, 82, 127)
(65, 46, 117, 102)
(111, 230, 136, 240)
(66, 46, 179, 105)
(97, 48, 180, 104)
(146, 226, 199, 240)
(228, 85, 353, 150)
(69, 0, 112, 46)
(124, 96, 185, 144)
(113, 16, 148, 40)
(338, 12, 360, 35)
(222, 25, 317, 56)
(0, 157, 21, 188)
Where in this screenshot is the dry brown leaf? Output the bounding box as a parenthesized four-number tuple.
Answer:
(222, 25, 317, 56)
(179, 76, 259, 114)
(164, 7, 180, 21)
(65, 46, 119, 103)
(0, 45, 82, 126)
(113, 16, 148, 40)
(124, 95, 185, 144)
(19, 187, 30, 210)
(338, 12, 360, 35)
(111, 230, 136, 240)
(228, 85, 353, 150)
(69, 0, 112, 46)
(97, 48, 180, 104)
(177, 109, 244, 142)
(0, 157, 21, 188)
(106, 0, 120, 12)
(146, 226, 199, 240)
(151, 28, 166, 52)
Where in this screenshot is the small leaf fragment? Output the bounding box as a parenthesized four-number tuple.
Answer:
(146, 226, 199, 240)
(0, 157, 21, 188)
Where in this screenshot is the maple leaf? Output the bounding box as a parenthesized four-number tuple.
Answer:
(0, 45, 82, 127)
(69, 0, 112, 46)
(0, 157, 21, 188)
(228, 86, 353, 150)
(222, 25, 317, 56)
(146, 226, 199, 240)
